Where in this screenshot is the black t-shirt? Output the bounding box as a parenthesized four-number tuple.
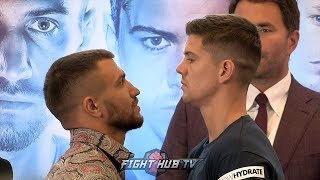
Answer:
(187, 115, 284, 180)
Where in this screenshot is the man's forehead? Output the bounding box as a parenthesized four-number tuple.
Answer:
(128, 0, 229, 14)
(97, 59, 123, 78)
(0, 0, 84, 19)
(184, 35, 205, 55)
(234, 1, 282, 25)
(300, 0, 320, 11)
(126, 0, 230, 33)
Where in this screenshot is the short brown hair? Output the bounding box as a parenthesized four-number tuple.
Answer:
(43, 49, 114, 120)
(229, 0, 300, 33)
(186, 14, 261, 86)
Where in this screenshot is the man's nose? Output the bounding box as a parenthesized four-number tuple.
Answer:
(128, 81, 140, 97)
(0, 31, 32, 82)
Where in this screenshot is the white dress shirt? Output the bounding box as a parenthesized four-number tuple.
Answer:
(246, 71, 291, 145)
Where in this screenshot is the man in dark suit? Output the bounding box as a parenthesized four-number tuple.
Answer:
(159, 0, 320, 180)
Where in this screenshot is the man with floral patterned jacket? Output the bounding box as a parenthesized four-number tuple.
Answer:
(43, 49, 144, 179)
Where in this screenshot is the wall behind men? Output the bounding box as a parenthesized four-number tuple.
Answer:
(0, 0, 318, 180)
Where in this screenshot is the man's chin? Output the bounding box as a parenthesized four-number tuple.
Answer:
(132, 115, 144, 129)
(182, 96, 201, 108)
(0, 115, 47, 152)
(181, 95, 191, 104)
(124, 115, 144, 132)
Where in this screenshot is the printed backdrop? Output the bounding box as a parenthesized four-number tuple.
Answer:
(0, 0, 318, 180)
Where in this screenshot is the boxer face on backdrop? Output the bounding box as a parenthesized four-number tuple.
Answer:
(115, 0, 231, 131)
(0, 0, 95, 151)
(291, 0, 320, 92)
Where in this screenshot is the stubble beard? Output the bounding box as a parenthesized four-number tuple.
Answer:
(107, 102, 143, 132)
(0, 113, 47, 152)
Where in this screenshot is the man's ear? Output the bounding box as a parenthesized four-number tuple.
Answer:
(82, 96, 102, 118)
(218, 59, 235, 84)
(287, 30, 299, 55)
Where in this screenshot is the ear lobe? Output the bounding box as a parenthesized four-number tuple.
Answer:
(82, 97, 102, 118)
(288, 30, 299, 54)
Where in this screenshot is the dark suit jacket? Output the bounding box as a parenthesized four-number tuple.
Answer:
(157, 77, 320, 180)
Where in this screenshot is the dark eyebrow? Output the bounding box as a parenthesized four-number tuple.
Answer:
(184, 51, 199, 58)
(255, 22, 275, 29)
(26, 2, 68, 17)
(130, 25, 178, 43)
(313, 4, 320, 9)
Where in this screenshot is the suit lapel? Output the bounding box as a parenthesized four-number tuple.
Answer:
(273, 76, 318, 170)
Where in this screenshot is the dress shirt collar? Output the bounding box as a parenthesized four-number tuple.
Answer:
(246, 71, 291, 116)
(70, 128, 134, 164)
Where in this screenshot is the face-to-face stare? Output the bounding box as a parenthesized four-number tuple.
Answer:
(235, 0, 296, 82)
(117, 0, 230, 127)
(0, 0, 87, 151)
(290, 0, 320, 92)
(177, 35, 219, 107)
(96, 60, 143, 132)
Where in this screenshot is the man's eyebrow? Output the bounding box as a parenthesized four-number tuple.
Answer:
(255, 22, 275, 29)
(184, 51, 199, 58)
(130, 25, 178, 43)
(313, 5, 320, 11)
(26, 3, 68, 17)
